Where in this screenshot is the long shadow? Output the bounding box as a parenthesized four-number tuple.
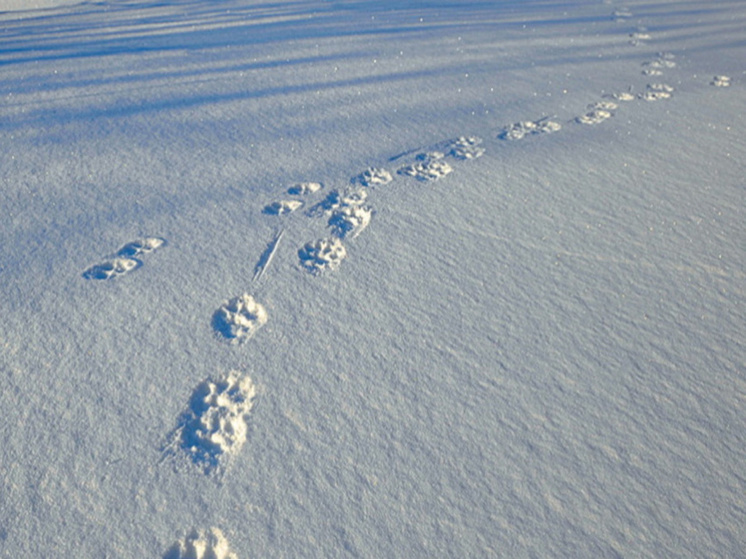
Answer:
(0, 0, 742, 131)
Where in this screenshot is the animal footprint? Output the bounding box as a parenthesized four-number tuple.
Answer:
(117, 237, 166, 258)
(164, 370, 257, 476)
(353, 167, 393, 187)
(328, 205, 373, 239)
(639, 83, 674, 101)
(307, 188, 368, 217)
(287, 181, 323, 195)
(613, 8, 633, 20)
(83, 237, 165, 280)
(298, 238, 347, 275)
(447, 136, 485, 160)
(82, 257, 140, 280)
(164, 528, 238, 559)
(263, 200, 304, 215)
(212, 294, 268, 344)
(498, 118, 561, 140)
(397, 152, 453, 181)
(576, 101, 617, 125)
(711, 75, 731, 87)
(629, 31, 652, 46)
(605, 90, 636, 102)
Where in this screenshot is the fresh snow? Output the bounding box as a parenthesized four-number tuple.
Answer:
(0, 0, 744, 556)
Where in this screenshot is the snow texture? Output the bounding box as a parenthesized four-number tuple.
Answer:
(1, 0, 745, 557)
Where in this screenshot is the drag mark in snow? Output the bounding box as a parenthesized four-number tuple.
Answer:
(163, 370, 257, 476)
(298, 237, 347, 275)
(212, 293, 268, 344)
(164, 527, 238, 559)
(253, 229, 284, 282)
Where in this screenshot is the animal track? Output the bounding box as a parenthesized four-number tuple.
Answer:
(498, 118, 561, 140)
(165, 370, 257, 475)
(576, 109, 613, 125)
(82, 257, 141, 280)
(447, 136, 485, 160)
(117, 237, 166, 258)
(307, 188, 368, 217)
(263, 200, 304, 215)
(287, 181, 323, 195)
(711, 75, 731, 87)
(298, 238, 347, 275)
(575, 101, 617, 125)
(329, 204, 373, 239)
(639, 83, 674, 101)
(629, 31, 652, 46)
(606, 91, 636, 102)
(397, 153, 453, 181)
(164, 527, 238, 559)
(212, 294, 268, 344)
(83, 237, 166, 280)
(353, 167, 393, 187)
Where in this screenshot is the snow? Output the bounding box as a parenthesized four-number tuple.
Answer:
(0, 0, 744, 556)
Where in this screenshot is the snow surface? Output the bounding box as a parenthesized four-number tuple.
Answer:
(1, 0, 745, 556)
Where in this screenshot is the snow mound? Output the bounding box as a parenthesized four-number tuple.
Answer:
(168, 370, 257, 475)
(212, 294, 268, 344)
(164, 527, 238, 559)
(298, 238, 347, 275)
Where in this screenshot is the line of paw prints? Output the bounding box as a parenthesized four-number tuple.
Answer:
(82, 237, 165, 280)
(256, 136, 485, 277)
